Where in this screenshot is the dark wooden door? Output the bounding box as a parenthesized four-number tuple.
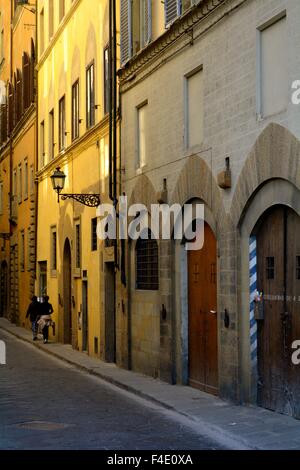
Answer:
(63, 239, 72, 345)
(257, 206, 300, 418)
(82, 281, 88, 352)
(286, 209, 300, 418)
(105, 262, 116, 363)
(188, 222, 218, 395)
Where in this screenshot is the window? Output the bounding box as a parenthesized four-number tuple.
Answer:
(49, 109, 54, 160)
(0, 181, 3, 215)
(91, 218, 97, 251)
(30, 164, 34, 195)
(40, 120, 45, 167)
(259, 15, 287, 118)
(59, 0, 65, 22)
(136, 231, 159, 290)
(75, 221, 81, 272)
(20, 230, 25, 271)
(51, 227, 57, 273)
(13, 169, 17, 197)
(296, 257, 300, 280)
(86, 63, 95, 128)
(18, 164, 22, 203)
(22, 52, 31, 110)
(39, 261, 47, 297)
(59, 96, 66, 151)
(186, 68, 204, 148)
(49, 0, 54, 40)
(103, 47, 109, 115)
(120, 0, 152, 64)
(266, 257, 275, 280)
(0, 24, 4, 63)
(39, 8, 44, 55)
(164, 0, 181, 26)
(137, 102, 147, 168)
(27, 227, 31, 271)
(72, 80, 79, 141)
(24, 159, 28, 199)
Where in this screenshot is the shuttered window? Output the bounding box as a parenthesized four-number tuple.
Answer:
(14, 70, 22, 124)
(22, 52, 30, 111)
(120, 0, 152, 65)
(120, 0, 132, 65)
(30, 39, 35, 104)
(164, 0, 181, 27)
(8, 82, 14, 134)
(0, 104, 7, 144)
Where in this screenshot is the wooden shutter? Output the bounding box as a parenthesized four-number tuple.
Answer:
(165, 0, 181, 27)
(15, 70, 22, 123)
(120, 0, 132, 65)
(30, 39, 36, 103)
(144, 0, 152, 45)
(8, 82, 14, 134)
(22, 52, 30, 110)
(0, 104, 7, 144)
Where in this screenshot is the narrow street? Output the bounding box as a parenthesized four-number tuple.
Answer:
(0, 330, 224, 450)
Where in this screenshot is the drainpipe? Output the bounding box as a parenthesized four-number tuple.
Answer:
(34, 2, 38, 295)
(8, 0, 14, 323)
(108, 0, 113, 202)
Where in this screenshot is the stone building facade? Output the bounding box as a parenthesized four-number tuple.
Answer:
(119, 0, 300, 418)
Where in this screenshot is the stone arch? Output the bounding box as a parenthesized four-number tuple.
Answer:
(170, 154, 226, 230)
(71, 46, 81, 85)
(231, 123, 300, 228)
(58, 64, 66, 99)
(128, 173, 157, 211)
(85, 23, 97, 66)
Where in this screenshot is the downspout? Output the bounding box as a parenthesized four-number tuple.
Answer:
(8, 1, 14, 322)
(34, 2, 38, 295)
(108, 0, 113, 202)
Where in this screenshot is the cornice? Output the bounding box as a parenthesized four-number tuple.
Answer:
(119, 0, 227, 82)
(36, 114, 111, 182)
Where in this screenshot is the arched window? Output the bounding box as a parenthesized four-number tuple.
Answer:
(135, 230, 158, 290)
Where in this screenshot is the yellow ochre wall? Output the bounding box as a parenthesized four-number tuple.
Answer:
(36, 0, 119, 355)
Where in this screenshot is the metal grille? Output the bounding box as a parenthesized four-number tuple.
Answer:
(91, 218, 97, 251)
(296, 256, 300, 280)
(136, 235, 159, 290)
(266, 257, 275, 280)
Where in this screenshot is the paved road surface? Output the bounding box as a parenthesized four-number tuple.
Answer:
(0, 330, 224, 450)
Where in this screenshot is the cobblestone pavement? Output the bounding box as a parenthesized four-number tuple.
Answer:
(0, 330, 225, 450)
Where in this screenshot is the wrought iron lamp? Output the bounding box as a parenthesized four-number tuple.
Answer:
(51, 167, 101, 207)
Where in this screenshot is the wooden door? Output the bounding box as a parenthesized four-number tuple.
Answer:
(63, 239, 72, 345)
(82, 281, 88, 352)
(257, 206, 300, 418)
(105, 262, 116, 363)
(188, 222, 218, 395)
(286, 209, 300, 419)
(257, 207, 285, 413)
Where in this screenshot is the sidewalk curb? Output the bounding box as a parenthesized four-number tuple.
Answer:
(1, 323, 255, 450)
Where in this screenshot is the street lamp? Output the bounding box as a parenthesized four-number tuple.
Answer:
(51, 167, 101, 207)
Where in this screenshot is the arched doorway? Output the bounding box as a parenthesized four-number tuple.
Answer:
(0, 261, 8, 318)
(63, 239, 72, 345)
(254, 205, 300, 418)
(188, 222, 218, 395)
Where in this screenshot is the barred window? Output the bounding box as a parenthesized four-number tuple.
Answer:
(136, 231, 158, 290)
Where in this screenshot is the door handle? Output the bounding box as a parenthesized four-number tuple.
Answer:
(209, 310, 217, 315)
